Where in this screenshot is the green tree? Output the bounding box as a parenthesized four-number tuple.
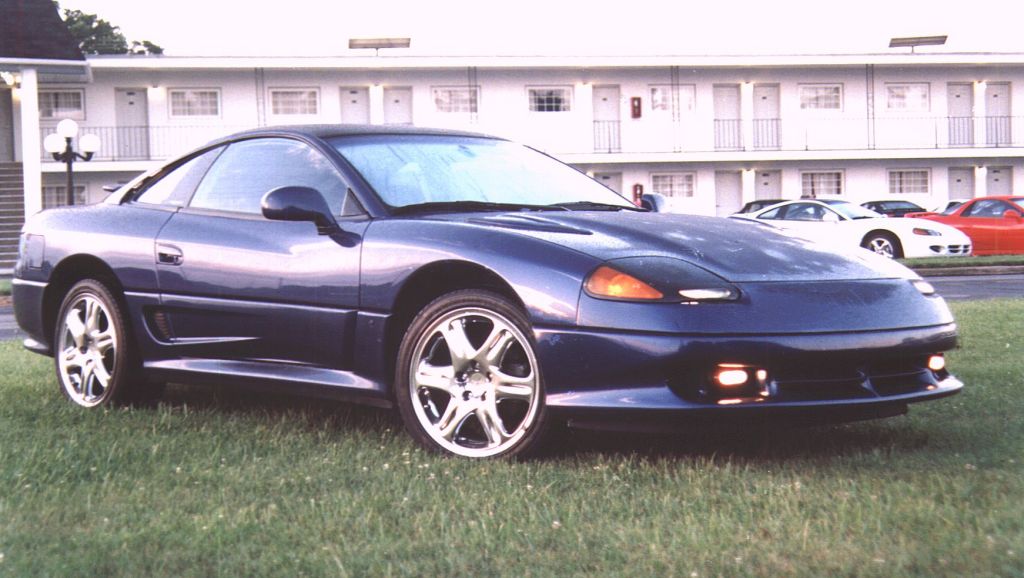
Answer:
(54, 2, 164, 55)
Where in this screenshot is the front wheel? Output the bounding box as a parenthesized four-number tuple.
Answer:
(863, 232, 903, 259)
(395, 290, 548, 459)
(54, 279, 161, 407)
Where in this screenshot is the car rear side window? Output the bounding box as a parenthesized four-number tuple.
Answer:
(964, 200, 1012, 218)
(135, 147, 222, 207)
(189, 138, 348, 215)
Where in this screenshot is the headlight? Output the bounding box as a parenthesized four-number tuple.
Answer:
(912, 228, 941, 236)
(585, 265, 663, 300)
(584, 257, 740, 303)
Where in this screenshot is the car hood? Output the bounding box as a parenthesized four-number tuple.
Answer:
(431, 211, 916, 283)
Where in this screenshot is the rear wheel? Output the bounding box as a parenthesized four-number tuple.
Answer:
(863, 232, 903, 259)
(54, 279, 162, 407)
(395, 290, 548, 458)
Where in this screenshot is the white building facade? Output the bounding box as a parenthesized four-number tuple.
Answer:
(13, 52, 1024, 216)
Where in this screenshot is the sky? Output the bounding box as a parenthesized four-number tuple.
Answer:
(55, 0, 1023, 57)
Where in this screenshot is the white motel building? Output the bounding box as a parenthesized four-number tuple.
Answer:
(2, 49, 1024, 268)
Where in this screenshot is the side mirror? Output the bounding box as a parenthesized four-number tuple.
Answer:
(261, 186, 340, 234)
(1003, 210, 1023, 221)
(822, 212, 840, 223)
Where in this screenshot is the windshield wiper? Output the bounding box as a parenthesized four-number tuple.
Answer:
(390, 201, 565, 215)
(550, 201, 640, 211)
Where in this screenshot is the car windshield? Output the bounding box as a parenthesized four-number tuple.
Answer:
(821, 200, 882, 219)
(331, 135, 637, 211)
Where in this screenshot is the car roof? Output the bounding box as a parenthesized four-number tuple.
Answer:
(210, 124, 502, 145)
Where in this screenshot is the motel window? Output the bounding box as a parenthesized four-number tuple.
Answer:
(799, 84, 842, 110)
(888, 169, 930, 195)
(886, 83, 930, 112)
(39, 89, 85, 120)
(433, 86, 479, 113)
(169, 89, 220, 117)
(800, 171, 843, 197)
(649, 85, 696, 114)
(528, 87, 572, 112)
(270, 89, 319, 116)
(651, 173, 695, 198)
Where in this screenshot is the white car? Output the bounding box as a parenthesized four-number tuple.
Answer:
(731, 199, 972, 258)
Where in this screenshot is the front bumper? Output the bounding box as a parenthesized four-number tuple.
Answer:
(534, 322, 961, 429)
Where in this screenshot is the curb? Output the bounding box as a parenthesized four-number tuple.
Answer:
(913, 265, 1024, 277)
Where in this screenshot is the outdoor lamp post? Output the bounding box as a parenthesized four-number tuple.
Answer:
(43, 119, 100, 206)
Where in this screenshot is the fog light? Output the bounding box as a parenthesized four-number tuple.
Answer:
(928, 354, 946, 372)
(709, 364, 770, 402)
(715, 367, 750, 387)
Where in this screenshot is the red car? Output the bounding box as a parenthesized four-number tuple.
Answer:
(910, 196, 1024, 255)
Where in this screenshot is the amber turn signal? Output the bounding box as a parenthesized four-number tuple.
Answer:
(585, 265, 664, 300)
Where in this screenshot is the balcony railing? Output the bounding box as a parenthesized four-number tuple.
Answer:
(753, 118, 781, 150)
(40, 125, 253, 162)
(593, 120, 621, 153)
(39, 116, 1024, 164)
(714, 119, 743, 150)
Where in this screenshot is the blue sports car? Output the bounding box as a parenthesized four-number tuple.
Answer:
(13, 126, 962, 458)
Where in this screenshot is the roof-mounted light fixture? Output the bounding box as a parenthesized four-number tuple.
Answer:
(349, 37, 412, 55)
(888, 35, 947, 53)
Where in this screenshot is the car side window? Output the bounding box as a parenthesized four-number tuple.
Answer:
(134, 147, 222, 207)
(759, 207, 782, 220)
(785, 203, 823, 221)
(964, 200, 1011, 218)
(189, 138, 350, 216)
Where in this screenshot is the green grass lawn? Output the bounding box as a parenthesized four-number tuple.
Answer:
(1, 301, 1022, 577)
(0, 278, 10, 297)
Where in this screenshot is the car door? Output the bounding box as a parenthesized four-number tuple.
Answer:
(957, 199, 1013, 254)
(153, 136, 368, 369)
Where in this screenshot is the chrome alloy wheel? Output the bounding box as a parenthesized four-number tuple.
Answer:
(866, 235, 896, 258)
(57, 293, 119, 407)
(408, 307, 540, 458)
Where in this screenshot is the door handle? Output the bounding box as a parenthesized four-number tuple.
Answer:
(156, 244, 183, 266)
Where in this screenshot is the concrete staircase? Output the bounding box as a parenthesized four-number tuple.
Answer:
(0, 163, 25, 274)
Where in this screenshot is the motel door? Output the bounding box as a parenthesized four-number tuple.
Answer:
(755, 170, 781, 199)
(593, 172, 623, 196)
(713, 85, 742, 150)
(985, 83, 1011, 146)
(986, 167, 1012, 196)
(715, 171, 742, 216)
(383, 87, 413, 125)
(340, 87, 370, 124)
(947, 83, 973, 146)
(115, 88, 150, 160)
(752, 84, 780, 149)
(592, 86, 621, 152)
(948, 167, 975, 199)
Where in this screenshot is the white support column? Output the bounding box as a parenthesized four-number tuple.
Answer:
(740, 82, 754, 152)
(741, 168, 756, 204)
(974, 166, 987, 198)
(17, 68, 41, 218)
(973, 81, 987, 148)
(368, 84, 384, 125)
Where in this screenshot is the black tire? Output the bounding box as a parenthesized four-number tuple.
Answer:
(862, 232, 903, 259)
(53, 279, 163, 407)
(395, 289, 549, 459)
